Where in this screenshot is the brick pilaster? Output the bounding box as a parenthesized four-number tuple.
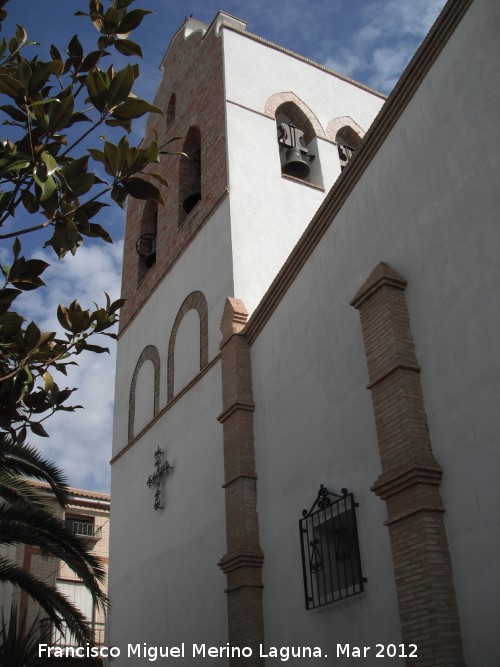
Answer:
(218, 298, 265, 665)
(351, 262, 464, 666)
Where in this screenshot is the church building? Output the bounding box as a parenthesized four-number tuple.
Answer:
(108, 0, 499, 664)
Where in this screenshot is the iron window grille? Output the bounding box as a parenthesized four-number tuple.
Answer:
(299, 484, 365, 610)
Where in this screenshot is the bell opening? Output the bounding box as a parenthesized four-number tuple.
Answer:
(183, 191, 201, 214)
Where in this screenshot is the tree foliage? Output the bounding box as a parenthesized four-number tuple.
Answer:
(0, 0, 173, 440)
(0, 435, 107, 648)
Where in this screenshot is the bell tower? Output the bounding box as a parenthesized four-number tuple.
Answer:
(109, 10, 384, 657)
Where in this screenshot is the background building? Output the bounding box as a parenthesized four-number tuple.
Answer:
(109, 0, 499, 664)
(10, 484, 110, 649)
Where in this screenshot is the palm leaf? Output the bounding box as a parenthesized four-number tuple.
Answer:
(0, 558, 93, 646)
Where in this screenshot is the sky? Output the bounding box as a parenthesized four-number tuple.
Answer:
(1, 0, 447, 492)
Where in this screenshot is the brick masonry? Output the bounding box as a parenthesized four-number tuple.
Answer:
(128, 344, 161, 441)
(119, 22, 228, 334)
(217, 298, 265, 666)
(351, 262, 465, 666)
(167, 290, 208, 403)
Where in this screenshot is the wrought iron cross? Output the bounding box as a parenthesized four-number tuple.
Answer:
(146, 447, 173, 510)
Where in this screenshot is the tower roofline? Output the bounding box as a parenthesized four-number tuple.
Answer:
(159, 11, 385, 100)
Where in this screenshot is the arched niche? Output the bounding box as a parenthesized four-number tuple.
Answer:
(178, 126, 201, 226)
(128, 345, 161, 441)
(327, 116, 365, 171)
(167, 291, 208, 402)
(267, 94, 324, 187)
(136, 200, 158, 282)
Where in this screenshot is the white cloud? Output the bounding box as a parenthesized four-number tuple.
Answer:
(18, 241, 123, 493)
(324, 0, 447, 92)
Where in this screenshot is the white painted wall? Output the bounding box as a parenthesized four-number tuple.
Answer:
(112, 198, 233, 455)
(222, 29, 384, 315)
(109, 200, 233, 660)
(250, 0, 499, 663)
(108, 366, 228, 664)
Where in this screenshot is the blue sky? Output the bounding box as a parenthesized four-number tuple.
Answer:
(1, 0, 447, 491)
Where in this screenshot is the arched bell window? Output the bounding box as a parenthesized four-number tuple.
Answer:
(275, 102, 322, 188)
(335, 126, 363, 171)
(179, 126, 201, 227)
(166, 93, 176, 127)
(136, 200, 158, 282)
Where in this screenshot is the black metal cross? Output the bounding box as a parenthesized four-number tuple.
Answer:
(146, 447, 173, 510)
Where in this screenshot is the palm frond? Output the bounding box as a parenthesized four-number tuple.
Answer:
(0, 557, 93, 646)
(0, 436, 70, 507)
(0, 501, 107, 607)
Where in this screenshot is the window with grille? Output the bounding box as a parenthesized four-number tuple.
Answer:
(299, 485, 364, 610)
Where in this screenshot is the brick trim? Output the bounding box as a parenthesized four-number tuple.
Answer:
(264, 91, 326, 139)
(112, 354, 220, 465)
(351, 262, 465, 666)
(217, 298, 264, 665)
(326, 115, 365, 142)
(128, 345, 161, 441)
(167, 291, 208, 403)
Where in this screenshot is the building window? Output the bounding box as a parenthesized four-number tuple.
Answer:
(179, 126, 201, 226)
(299, 485, 364, 610)
(136, 200, 158, 282)
(166, 93, 176, 127)
(65, 516, 95, 538)
(275, 102, 322, 187)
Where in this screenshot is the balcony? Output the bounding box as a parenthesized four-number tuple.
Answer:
(39, 618, 106, 647)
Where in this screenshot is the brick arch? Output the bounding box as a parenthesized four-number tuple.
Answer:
(167, 291, 208, 402)
(326, 116, 365, 142)
(128, 345, 161, 441)
(265, 92, 325, 139)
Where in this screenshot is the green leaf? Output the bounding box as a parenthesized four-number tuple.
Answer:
(111, 98, 163, 120)
(0, 74, 24, 102)
(30, 421, 49, 437)
(122, 177, 164, 203)
(114, 38, 142, 58)
(21, 189, 39, 214)
(78, 222, 112, 243)
(86, 69, 108, 112)
(28, 61, 62, 95)
(104, 140, 119, 175)
(33, 165, 57, 202)
(107, 64, 134, 110)
(68, 172, 95, 197)
(47, 95, 75, 132)
(41, 151, 59, 176)
(116, 9, 151, 37)
(111, 183, 127, 207)
(0, 104, 26, 122)
(67, 34, 83, 59)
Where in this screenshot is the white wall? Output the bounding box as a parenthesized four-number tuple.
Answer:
(112, 198, 233, 455)
(108, 366, 228, 664)
(249, 0, 499, 663)
(109, 200, 234, 661)
(222, 29, 384, 315)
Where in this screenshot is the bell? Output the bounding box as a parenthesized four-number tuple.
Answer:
(282, 147, 310, 180)
(136, 233, 156, 267)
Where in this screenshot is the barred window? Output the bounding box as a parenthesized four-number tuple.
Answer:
(299, 485, 364, 610)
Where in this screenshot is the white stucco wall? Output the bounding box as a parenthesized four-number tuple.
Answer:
(112, 198, 233, 455)
(249, 0, 499, 663)
(109, 199, 234, 661)
(222, 29, 385, 315)
(108, 367, 228, 664)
